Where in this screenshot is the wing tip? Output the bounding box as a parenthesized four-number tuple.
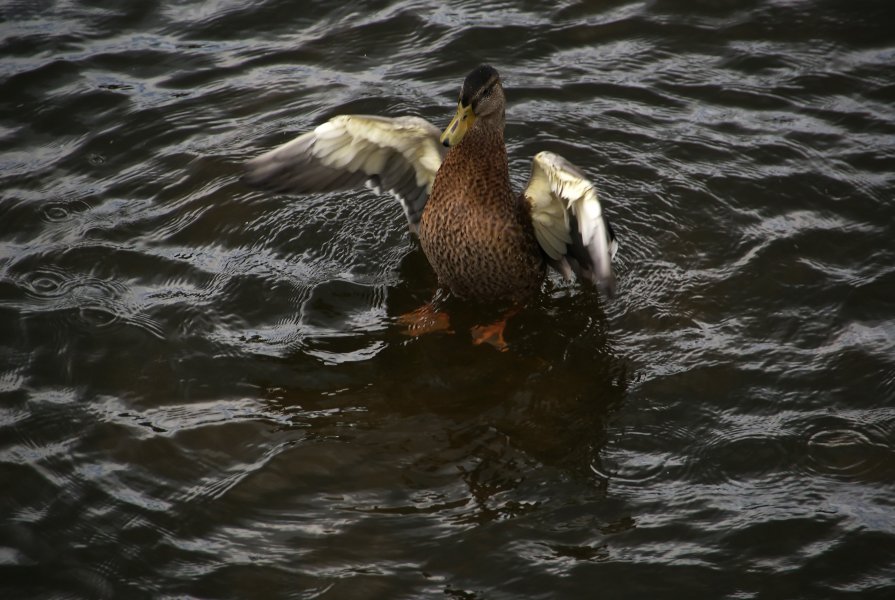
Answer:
(240, 156, 281, 191)
(597, 271, 617, 300)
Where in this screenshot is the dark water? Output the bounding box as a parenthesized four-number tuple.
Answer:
(2, 1, 895, 598)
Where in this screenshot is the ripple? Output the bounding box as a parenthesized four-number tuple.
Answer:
(291, 279, 391, 363)
(795, 416, 893, 481)
(602, 423, 698, 485)
(16, 267, 165, 338)
(77, 305, 121, 329)
(38, 199, 91, 224)
(21, 267, 71, 300)
(696, 429, 793, 489)
(42, 204, 71, 222)
(805, 426, 889, 480)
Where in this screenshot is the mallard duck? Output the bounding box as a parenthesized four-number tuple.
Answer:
(243, 64, 618, 307)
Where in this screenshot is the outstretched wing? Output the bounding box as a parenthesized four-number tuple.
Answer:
(242, 115, 446, 232)
(523, 151, 618, 297)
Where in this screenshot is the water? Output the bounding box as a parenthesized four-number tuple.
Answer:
(2, 1, 894, 598)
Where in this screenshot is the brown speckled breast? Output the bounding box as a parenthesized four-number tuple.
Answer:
(418, 123, 545, 303)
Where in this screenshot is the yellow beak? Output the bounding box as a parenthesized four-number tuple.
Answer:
(440, 102, 476, 147)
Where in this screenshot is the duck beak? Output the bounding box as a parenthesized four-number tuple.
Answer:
(440, 102, 476, 147)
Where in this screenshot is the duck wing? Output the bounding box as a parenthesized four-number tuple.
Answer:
(523, 151, 618, 298)
(242, 115, 446, 233)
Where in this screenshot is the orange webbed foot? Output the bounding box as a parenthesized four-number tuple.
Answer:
(470, 319, 510, 352)
(470, 306, 522, 352)
(398, 303, 453, 337)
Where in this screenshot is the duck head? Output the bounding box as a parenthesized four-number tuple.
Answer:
(440, 64, 506, 147)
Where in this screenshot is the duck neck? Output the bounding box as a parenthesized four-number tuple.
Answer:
(450, 119, 512, 202)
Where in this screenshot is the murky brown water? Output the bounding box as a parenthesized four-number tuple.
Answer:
(2, 1, 895, 598)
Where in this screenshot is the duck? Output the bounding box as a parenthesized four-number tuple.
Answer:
(243, 65, 618, 341)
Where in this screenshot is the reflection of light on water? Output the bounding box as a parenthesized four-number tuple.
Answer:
(303, 339, 388, 365)
(808, 428, 873, 474)
(803, 421, 892, 480)
(15, 266, 167, 339)
(600, 426, 696, 485)
(2, 1, 894, 597)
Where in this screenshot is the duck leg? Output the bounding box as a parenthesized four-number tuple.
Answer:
(470, 306, 522, 352)
(398, 302, 453, 337)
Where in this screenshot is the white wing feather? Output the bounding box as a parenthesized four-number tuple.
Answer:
(243, 115, 446, 232)
(523, 151, 618, 297)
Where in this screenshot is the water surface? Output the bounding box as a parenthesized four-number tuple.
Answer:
(2, 1, 895, 598)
